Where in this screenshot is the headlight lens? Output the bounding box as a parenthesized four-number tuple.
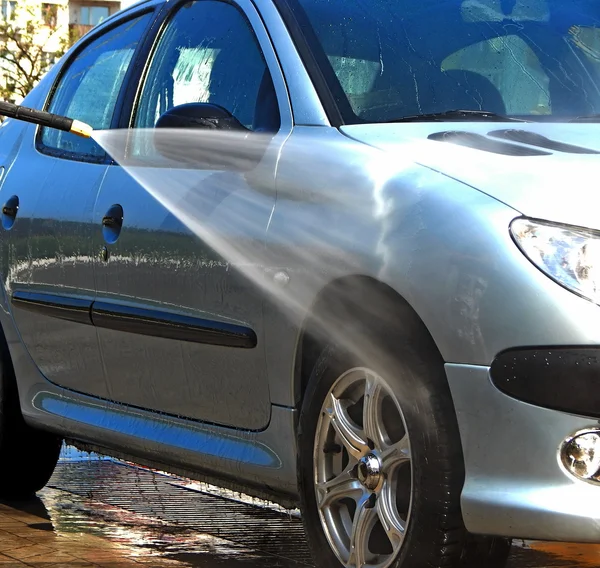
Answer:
(510, 217, 600, 304)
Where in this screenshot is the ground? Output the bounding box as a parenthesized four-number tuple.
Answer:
(0, 446, 596, 567)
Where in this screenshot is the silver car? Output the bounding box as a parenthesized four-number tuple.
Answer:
(1, 0, 600, 566)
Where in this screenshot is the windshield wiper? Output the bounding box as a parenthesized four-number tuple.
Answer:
(387, 109, 528, 123)
(570, 114, 600, 123)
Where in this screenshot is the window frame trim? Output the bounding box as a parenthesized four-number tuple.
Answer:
(35, 6, 159, 164)
(272, 0, 345, 126)
(122, 0, 293, 137)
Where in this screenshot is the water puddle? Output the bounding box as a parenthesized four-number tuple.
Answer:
(44, 456, 312, 566)
(0, 448, 592, 567)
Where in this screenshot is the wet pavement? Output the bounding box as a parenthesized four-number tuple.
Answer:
(0, 446, 598, 567)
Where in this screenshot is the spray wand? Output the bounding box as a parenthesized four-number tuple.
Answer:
(0, 100, 93, 138)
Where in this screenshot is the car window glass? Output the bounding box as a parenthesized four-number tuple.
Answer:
(291, 0, 600, 123)
(133, 0, 279, 156)
(442, 35, 551, 116)
(41, 13, 152, 158)
(461, 0, 550, 22)
(568, 25, 600, 83)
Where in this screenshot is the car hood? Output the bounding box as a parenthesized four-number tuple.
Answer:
(340, 122, 600, 230)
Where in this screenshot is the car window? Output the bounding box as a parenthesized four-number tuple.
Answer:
(461, 0, 550, 22)
(40, 13, 152, 159)
(441, 36, 551, 116)
(289, 0, 600, 123)
(568, 25, 600, 84)
(133, 0, 279, 154)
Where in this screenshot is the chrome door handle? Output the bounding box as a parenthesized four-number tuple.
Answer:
(101, 203, 124, 244)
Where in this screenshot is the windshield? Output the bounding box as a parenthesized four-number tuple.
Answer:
(285, 0, 600, 123)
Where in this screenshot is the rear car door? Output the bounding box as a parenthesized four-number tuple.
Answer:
(0, 12, 154, 399)
(92, 0, 291, 430)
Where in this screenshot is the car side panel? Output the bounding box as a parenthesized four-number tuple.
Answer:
(0, 53, 110, 398)
(92, 164, 274, 429)
(265, 126, 600, 407)
(0, 135, 108, 398)
(0, 274, 299, 502)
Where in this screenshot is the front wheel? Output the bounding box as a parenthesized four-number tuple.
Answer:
(297, 326, 510, 568)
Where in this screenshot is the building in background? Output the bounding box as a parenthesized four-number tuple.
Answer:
(68, 0, 121, 43)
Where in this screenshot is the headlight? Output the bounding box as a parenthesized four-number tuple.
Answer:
(510, 217, 600, 304)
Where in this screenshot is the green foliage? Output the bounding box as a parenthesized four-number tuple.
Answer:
(0, 2, 70, 102)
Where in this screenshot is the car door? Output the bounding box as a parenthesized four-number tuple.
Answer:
(0, 12, 154, 399)
(92, 0, 291, 430)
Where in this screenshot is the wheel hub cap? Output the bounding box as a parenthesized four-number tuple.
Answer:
(357, 453, 382, 491)
(313, 368, 413, 568)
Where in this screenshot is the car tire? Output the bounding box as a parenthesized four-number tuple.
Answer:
(297, 305, 510, 568)
(0, 337, 62, 499)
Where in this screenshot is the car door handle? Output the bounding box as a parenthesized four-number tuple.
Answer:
(1, 195, 19, 230)
(102, 215, 122, 229)
(101, 204, 124, 245)
(2, 205, 17, 217)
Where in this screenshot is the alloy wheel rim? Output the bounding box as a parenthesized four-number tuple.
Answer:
(313, 367, 413, 568)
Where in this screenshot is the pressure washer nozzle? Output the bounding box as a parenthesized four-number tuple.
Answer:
(0, 100, 93, 139)
(70, 119, 94, 138)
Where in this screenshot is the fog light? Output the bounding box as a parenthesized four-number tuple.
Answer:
(561, 430, 600, 481)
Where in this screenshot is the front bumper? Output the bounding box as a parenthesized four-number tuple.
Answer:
(447, 363, 600, 542)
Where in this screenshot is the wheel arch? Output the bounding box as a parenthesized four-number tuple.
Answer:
(293, 275, 508, 568)
(294, 274, 446, 408)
